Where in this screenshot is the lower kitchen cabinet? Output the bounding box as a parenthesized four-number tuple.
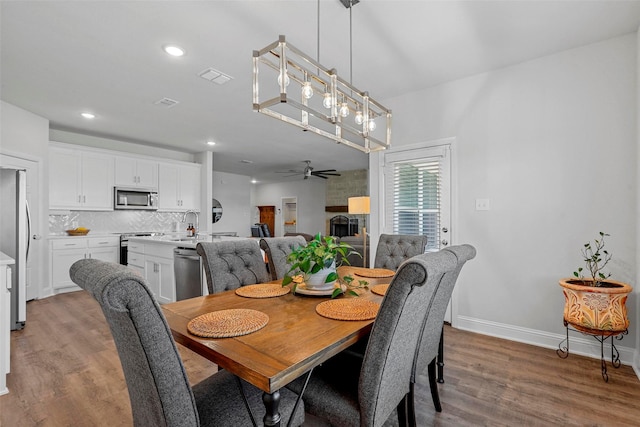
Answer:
(129, 241, 176, 304)
(144, 257, 174, 304)
(50, 236, 120, 291)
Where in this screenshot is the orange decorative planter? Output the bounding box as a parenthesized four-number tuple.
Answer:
(559, 278, 632, 332)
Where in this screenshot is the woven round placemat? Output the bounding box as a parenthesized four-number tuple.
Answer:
(187, 309, 269, 338)
(316, 299, 380, 321)
(235, 283, 291, 298)
(354, 268, 395, 278)
(371, 284, 390, 296)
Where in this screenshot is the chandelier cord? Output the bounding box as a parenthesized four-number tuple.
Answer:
(317, 0, 320, 64)
(348, 0, 356, 105)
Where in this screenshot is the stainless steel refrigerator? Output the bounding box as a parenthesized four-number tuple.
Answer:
(0, 168, 29, 330)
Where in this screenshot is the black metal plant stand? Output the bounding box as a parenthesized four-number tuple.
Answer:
(556, 319, 628, 382)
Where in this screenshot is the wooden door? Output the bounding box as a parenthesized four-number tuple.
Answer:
(258, 206, 275, 236)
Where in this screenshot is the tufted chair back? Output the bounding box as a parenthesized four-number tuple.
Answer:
(374, 234, 428, 271)
(196, 240, 270, 294)
(260, 236, 307, 280)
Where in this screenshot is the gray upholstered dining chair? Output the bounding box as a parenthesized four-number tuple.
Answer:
(196, 240, 270, 294)
(69, 258, 305, 427)
(409, 244, 476, 425)
(259, 236, 307, 280)
(374, 234, 428, 271)
(287, 250, 458, 427)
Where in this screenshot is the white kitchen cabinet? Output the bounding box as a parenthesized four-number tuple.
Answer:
(49, 147, 114, 210)
(145, 257, 174, 304)
(128, 241, 176, 304)
(144, 243, 175, 304)
(158, 162, 201, 211)
(50, 236, 120, 290)
(114, 157, 158, 189)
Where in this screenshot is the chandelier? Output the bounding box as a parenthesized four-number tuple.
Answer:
(252, 1, 391, 154)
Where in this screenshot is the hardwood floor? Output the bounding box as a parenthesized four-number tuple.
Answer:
(1, 291, 639, 426)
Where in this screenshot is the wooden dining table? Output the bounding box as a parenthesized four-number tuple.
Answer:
(161, 266, 392, 427)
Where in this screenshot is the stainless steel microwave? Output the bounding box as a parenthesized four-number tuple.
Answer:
(114, 187, 158, 210)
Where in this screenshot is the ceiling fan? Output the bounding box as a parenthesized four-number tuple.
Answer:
(276, 160, 341, 180)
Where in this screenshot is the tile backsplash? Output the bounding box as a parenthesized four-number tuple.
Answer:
(49, 210, 191, 235)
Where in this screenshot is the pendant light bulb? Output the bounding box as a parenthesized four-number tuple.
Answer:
(368, 118, 377, 132)
(323, 92, 333, 109)
(277, 72, 290, 87)
(339, 102, 349, 118)
(354, 111, 364, 125)
(301, 82, 314, 99)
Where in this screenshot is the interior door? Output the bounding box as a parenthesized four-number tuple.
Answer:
(258, 206, 275, 237)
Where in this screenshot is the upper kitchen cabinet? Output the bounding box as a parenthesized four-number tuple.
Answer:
(158, 162, 201, 211)
(114, 157, 158, 189)
(49, 146, 114, 210)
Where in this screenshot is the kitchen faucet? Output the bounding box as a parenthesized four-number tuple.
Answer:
(182, 210, 199, 236)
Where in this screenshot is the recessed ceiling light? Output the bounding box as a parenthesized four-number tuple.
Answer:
(240, 159, 254, 164)
(163, 45, 185, 57)
(206, 141, 216, 146)
(81, 112, 95, 119)
(251, 179, 258, 184)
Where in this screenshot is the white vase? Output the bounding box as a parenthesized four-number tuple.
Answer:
(305, 261, 337, 291)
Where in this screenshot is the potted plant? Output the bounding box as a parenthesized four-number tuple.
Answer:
(559, 232, 633, 333)
(282, 233, 367, 297)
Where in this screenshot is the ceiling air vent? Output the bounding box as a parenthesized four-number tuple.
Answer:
(198, 68, 233, 85)
(154, 97, 179, 108)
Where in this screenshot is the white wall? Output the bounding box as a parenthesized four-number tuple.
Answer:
(374, 34, 638, 362)
(212, 171, 252, 236)
(50, 129, 194, 162)
(1, 102, 49, 158)
(252, 180, 327, 237)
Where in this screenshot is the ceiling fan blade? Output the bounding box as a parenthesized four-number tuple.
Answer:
(312, 172, 341, 177)
(311, 169, 338, 173)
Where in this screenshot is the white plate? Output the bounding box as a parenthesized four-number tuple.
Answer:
(294, 285, 337, 297)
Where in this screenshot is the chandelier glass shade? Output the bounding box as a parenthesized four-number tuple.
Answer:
(252, 35, 392, 154)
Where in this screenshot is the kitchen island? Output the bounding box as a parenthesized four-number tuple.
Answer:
(127, 234, 257, 304)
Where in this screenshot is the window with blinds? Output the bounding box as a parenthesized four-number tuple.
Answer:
(384, 146, 449, 252)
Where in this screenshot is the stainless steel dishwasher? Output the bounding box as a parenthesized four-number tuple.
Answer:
(173, 247, 203, 301)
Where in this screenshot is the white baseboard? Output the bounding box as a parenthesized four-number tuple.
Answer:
(456, 316, 637, 376)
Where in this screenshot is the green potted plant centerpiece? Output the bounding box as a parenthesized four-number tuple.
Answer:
(559, 232, 633, 333)
(282, 233, 367, 297)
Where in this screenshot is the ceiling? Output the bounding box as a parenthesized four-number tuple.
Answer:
(2, 1, 640, 183)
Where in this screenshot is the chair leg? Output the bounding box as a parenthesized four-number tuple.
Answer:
(428, 358, 442, 412)
(397, 394, 409, 427)
(437, 325, 445, 383)
(408, 383, 417, 427)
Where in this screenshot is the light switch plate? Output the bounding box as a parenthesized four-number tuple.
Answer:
(475, 198, 490, 211)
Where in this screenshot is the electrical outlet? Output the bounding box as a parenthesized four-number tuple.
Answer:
(475, 198, 490, 211)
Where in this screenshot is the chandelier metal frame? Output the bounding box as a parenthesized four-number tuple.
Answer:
(252, 32, 392, 154)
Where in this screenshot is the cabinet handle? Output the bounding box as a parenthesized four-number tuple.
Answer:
(83, 195, 86, 203)
(78, 195, 82, 203)
(88, 253, 92, 259)
(64, 243, 76, 246)
(97, 241, 109, 245)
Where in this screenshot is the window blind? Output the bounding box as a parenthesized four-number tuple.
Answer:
(385, 149, 446, 252)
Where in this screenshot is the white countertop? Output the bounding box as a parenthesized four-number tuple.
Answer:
(0, 252, 15, 266)
(128, 234, 253, 249)
(48, 233, 120, 239)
